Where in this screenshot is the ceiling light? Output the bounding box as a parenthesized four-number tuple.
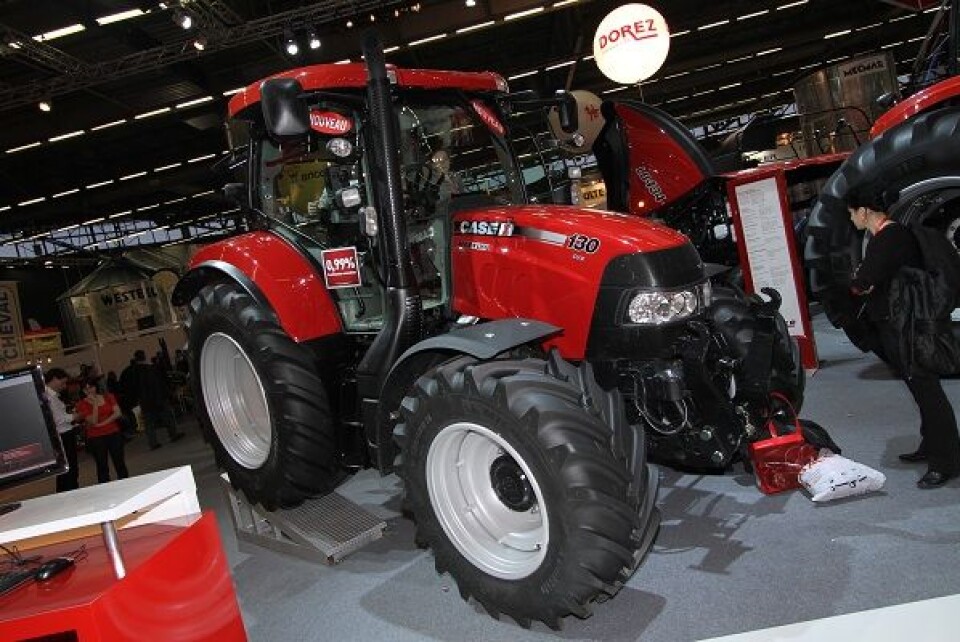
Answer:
(96, 9, 145, 25)
(33, 24, 85, 42)
(383, 46, 400, 53)
(173, 8, 194, 29)
(134, 107, 171, 119)
(91, 119, 126, 131)
(176, 96, 214, 109)
(284, 29, 299, 56)
(505, 7, 543, 20)
(192, 35, 207, 51)
(308, 29, 321, 50)
(48, 130, 85, 142)
(52, 189, 80, 199)
(824, 29, 851, 39)
(408, 34, 446, 47)
(507, 70, 538, 80)
(222, 87, 243, 96)
(698, 19, 729, 30)
(18, 197, 45, 207)
(369, 14, 376, 22)
(465, 0, 476, 6)
(187, 153, 217, 163)
(119, 171, 147, 181)
(457, 21, 495, 33)
(5, 142, 41, 154)
(85, 180, 114, 189)
(346, 20, 354, 28)
(38, 100, 51, 112)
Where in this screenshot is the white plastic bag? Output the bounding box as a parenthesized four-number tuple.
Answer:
(799, 450, 886, 502)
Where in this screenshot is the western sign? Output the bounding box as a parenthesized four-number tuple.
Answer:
(594, 4, 671, 84)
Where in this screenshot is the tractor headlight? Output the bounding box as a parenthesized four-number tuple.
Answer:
(625, 281, 712, 325)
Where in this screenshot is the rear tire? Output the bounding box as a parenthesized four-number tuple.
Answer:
(394, 352, 659, 628)
(186, 282, 340, 509)
(804, 107, 960, 326)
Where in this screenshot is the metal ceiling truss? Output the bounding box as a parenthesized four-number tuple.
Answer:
(0, 0, 406, 112)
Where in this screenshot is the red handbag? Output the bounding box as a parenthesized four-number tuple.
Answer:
(747, 393, 818, 495)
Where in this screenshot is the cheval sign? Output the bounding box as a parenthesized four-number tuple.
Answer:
(594, 4, 671, 85)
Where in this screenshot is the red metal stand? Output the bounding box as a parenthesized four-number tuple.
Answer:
(0, 511, 247, 641)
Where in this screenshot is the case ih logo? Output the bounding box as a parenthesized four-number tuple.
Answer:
(470, 100, 505, 137)
(457, 220, 514, 236)
(596, 20, 659, 51)
(309, 111, 353, 135)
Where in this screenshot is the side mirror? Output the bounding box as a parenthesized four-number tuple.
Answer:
(223, 182, 246, 207)
(875, 92, 897, 110)
(556, 91, 578, 134)
(261, 78, 310, 139)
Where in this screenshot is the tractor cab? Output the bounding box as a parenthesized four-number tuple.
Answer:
(230, 79, 529, 336)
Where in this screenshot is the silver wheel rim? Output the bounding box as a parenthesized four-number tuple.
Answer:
(200, 332, 272, 469)
(427, 422, 548, 579)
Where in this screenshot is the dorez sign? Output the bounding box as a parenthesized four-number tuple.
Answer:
(594, 4, 670, 85)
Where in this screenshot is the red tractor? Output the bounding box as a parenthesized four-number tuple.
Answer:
(803, 1, 960, 339)
(172, 33, 801, 626)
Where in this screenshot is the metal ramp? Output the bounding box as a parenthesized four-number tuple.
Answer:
(219, 473, 387, 564)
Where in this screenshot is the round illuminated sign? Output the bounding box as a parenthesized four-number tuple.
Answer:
(593, 4, 671, 84)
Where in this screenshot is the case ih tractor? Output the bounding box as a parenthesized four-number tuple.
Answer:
(172, 33, 802, 626)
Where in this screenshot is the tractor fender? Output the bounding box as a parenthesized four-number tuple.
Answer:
(372, 318, 561, 472)
(171, 232, 342, 343)
(871, 76, 960, 138)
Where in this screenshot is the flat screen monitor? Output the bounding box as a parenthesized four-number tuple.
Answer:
(0, 366, 68, 493)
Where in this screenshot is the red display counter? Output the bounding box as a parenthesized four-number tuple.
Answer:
(0, 511, 247, 641)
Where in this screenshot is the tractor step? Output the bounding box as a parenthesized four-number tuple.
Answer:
(219, 473, 387, 565)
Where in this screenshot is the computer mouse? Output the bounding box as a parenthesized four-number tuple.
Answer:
(35, 557, 74, 582)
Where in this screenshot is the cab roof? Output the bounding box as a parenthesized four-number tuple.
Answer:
(227, 63, 507, 118)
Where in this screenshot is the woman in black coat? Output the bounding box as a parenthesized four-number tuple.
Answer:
(848, 187, 960, 488)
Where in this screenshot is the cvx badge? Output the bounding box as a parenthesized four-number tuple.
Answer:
(457, 220, 515, 236)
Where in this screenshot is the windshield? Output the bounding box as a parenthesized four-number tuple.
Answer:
(396, 96, 526, 209)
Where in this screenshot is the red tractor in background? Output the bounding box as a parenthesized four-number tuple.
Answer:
(172, 33, 802, 626)
(803, 0, 960, 340)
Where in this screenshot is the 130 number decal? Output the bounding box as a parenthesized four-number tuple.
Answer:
(566, 234, 601, 253)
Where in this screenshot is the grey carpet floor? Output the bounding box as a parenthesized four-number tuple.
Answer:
(6, 310, 959, 641)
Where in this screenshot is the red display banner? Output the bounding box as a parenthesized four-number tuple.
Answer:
(320, 247, 363, 289)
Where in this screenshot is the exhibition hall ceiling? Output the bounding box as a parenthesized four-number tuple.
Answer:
(0, 0, 942, 262)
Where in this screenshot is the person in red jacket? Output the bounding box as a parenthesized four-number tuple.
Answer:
(75, 376, 129, 484)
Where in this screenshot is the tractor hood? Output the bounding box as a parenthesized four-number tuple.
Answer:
(452, 203, 690, 254)
(450, 203, 700, 359)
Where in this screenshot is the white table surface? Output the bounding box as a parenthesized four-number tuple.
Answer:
(0, 466, 200, 545)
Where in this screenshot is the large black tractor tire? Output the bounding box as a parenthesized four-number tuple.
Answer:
(394, 352, 659, 629)
(710, 286, 805, 412)
(804, 107, 960, 328)
(185, 282, 340, 510)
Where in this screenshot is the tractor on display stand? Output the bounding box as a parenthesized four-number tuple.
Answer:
(172, 33, 802, 627)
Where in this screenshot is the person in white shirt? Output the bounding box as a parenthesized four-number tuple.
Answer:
(45, 368, 80, 492)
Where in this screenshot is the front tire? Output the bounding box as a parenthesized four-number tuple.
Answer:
(394, 352, 659, 628)
(186, 282, 340, 509)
